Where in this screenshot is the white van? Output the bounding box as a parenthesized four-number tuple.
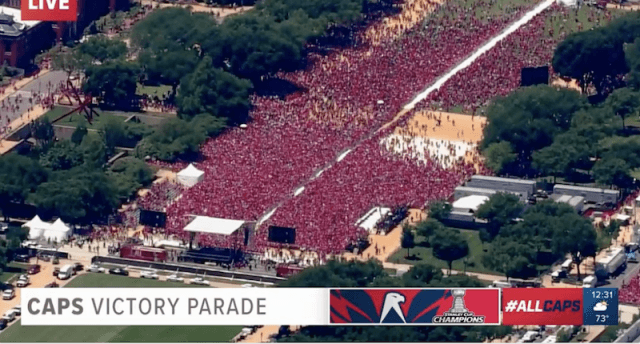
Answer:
(58, 264, 74, 280)
(583, 275, 597, 288)
(492, 280, 512, 288)
(561, 258, 573, 271)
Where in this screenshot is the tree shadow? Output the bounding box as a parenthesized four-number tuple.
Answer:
(405, 254, 421, 261)
(254, 77, 305, 99)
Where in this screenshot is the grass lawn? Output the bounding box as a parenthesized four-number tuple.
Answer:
(136, 84, 172, 98)
(42, 106, 128, 129)
(389, 229, 502, 275)
(0, 262, 29, 283)
(0, 274, 242, 343)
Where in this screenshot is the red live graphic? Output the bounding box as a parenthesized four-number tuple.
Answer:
(502, 288, 583, 325)
(22, 0, 77, 22)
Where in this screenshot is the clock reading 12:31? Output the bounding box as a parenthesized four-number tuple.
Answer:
(584, 288, 618, 326)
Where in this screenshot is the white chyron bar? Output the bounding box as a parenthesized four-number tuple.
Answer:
(21, 288, 328, 326)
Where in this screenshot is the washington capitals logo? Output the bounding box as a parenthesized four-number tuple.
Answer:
(329, 288, 500, 325)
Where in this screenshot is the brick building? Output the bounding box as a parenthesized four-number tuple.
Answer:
(0, 0, 130, 68)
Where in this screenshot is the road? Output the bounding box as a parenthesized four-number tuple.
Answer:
(1, 71, 67, 124)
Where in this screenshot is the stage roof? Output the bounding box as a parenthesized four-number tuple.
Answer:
(184, 216, 246, 236)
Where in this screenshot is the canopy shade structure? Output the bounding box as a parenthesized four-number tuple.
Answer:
(177, 163, 204, 187)
(23, 215, 50, 240)
(356, 207, 391, 232)
(184, 216, 246, 236)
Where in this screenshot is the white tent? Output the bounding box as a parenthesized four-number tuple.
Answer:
(23, 215, 50, 240)
(452, 195, 489, 213)
(556, 0, 577, 6)
(44, 219, 72, 242)
(177, 164, 204, 187)
(355, 207, 391, 233)
(184, 216, 245, 236)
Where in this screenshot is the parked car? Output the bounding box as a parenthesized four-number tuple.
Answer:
(53, 267, 60, 277)
(16, 275, 29, 288)
(140, 270, 159, 279)
(12, 306, 21, 316)
(166, 274, 183, 282)
(45, 281, 59, 288)
(14, 254, 30, 263)
(0, 318, 7, 330)
(190, 277, 209, 286)
(52, 256, 59, 265)
(37, 253, 51, 262)
(521, 331, 540, 343)
(28, 264, 41, 275)
(73, 263, 84, 272)
(109, 268, 129, 276)
(88, 264, 104, 273)
(2, 310, 17, 322)
(551, 269, 568, 282)
(2, 289, 15, 300)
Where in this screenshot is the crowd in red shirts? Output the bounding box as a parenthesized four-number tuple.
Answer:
(417, 4, 615, 113)
(131, 0, 537, 256)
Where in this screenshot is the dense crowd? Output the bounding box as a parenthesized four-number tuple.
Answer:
(416, 4, 615, 112)
(132, 0, 538, 257)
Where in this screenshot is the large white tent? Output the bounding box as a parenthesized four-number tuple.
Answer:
(23, 215, 50, 240)
(23, 217, 72, 242)
(355, 207, 391, 233)
(184, 216, 245, 236)
(177, 164, 204, 187)
(44, 219, 72, 242)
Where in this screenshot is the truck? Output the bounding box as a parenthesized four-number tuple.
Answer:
(57, 264, 74, 280)
(583, 275, 597, 288)
(275, 264, 303, 278)
(119, 245, 167, 262)
(595, 247, 626, 276)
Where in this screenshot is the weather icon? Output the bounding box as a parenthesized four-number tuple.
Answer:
(594, 301, 608, 312)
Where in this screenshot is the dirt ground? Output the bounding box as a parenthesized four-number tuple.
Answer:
(343, 208, 425, 263)
(383, 111, 486, 167)
(396, 110, 486, 143)
(551, 76, 581, 93)
(141, 0, 251, 18)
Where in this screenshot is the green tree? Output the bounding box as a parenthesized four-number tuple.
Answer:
(0, 155, 47, 219)
(83, 61, 139, 108)
(431, 229, 469, 275)
(552, 28, 628, 95)
(427, 201, 452, 222)
(483, 141, 516, 174)
(135, 118, 206, 162)
(605, 87, 640, 131)
(401, 263, 443, 287)
(70, 123, 88, 145)
(593, 157, 630, 189)
(31, 118, 55, 148)
(482, 86, 585, 171)
(177, 57, 252, 124)
(482, 237, 537, 279)
(401, 225, 415, 258)
(80, 134, 108, 168)
(78, 36, 127, 63)
(34, 169, 119, 224)
(552, 213, 597, 280)
(415, 219, 442, 246)
(532, 143, 573, 183)
(475, 193, 524, 240)
(100, 117, 127, 154)
(39, 140, 84, 171)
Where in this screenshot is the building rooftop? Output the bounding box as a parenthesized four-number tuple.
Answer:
(452, 195, 489, 212)
(0, 6, 40, 37)
(470, 175, 536, 185)
(554, 184, 620, 195)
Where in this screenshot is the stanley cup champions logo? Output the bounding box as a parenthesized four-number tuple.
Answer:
(432, 289, 486, 324)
